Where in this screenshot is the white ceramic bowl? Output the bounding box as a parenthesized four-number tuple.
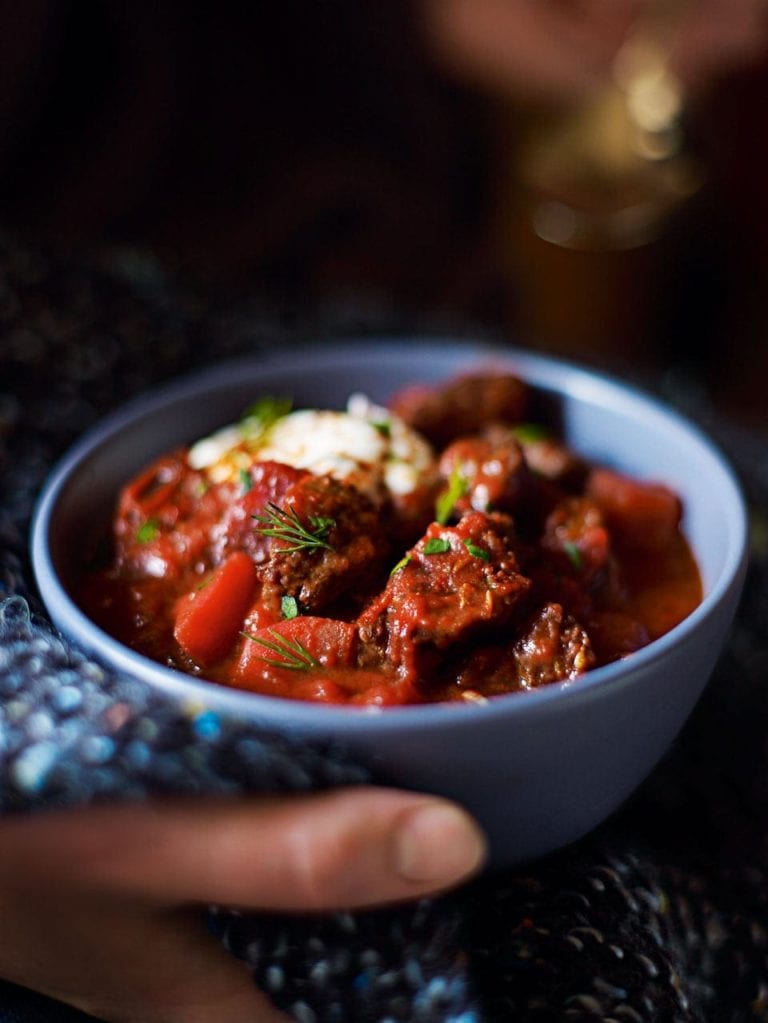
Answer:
(30, 340, 748, 867)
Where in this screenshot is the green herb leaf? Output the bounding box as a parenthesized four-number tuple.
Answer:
(240, 395, 292, 443)
(424, 537, 451, 555)
(240, 628, 320, 671)
(281, 595, 299, 620)
(463, 539, 490, 561)
(563, 540, 583, 572)
(435, 468, 469, 525)
(372, 419, 391, 437)
(390, 553, 412, 575)
(239, 468, 253, 494)
(511, 422, 549, 443)
(254, 502, 335, 553)
(136, 519, 160, 544)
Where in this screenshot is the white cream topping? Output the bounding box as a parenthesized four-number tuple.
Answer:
(188, 425, 243, 471)
(259, 409, 386, 480)
(186, 394, 435, 498)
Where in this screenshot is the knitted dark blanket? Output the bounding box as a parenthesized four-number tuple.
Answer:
(2, 235, 768, 1022)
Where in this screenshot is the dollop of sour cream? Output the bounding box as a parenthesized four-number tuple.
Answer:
(187, 394, 435, 498)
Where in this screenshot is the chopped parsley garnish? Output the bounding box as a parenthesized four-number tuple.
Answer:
(254, 502, 336, 553)
(424, 537, 451, 555)
(239, 468, 253, 494)
(563, 540, 583, 572)
(240, 395, 292, 444)
(281, 595, 299, 620)
(136, 519, 160, 544)
(435, 468, 469, 525)
(390, 553, 412, 575)
(511, 422, 549, 443)
(463, 539, 490, 561)
(372, 418, 391, 437)
(241, 628, 320, 671)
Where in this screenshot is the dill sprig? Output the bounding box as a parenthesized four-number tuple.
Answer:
(254, 502, 335, 553)
(240, 628, 320, 671)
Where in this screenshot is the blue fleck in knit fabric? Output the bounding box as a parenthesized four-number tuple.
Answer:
(3, 235, 768, 1022)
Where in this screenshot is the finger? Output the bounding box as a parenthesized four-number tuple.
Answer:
(421, 0, 641, 101)
(0, 897, 288, 1023)
(76, 913, 291, 1023)
(670, 0, 768, 89)
(7, 788, 487, 911)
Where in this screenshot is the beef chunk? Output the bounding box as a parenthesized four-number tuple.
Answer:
(518, 436, 588, 490)
(211, 460, 309, 565)
(389, 373, 529, 448)
(257, 474, 391, 615)
(512, 603, 595, 688)
(358, 510, 530, 682)
(541, 496, 612, 590)
(438, 434, 534, 518)
(451, 603, 594, 697)
(480, 423, 588, 489)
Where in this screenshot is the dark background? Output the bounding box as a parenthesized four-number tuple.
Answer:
(1, 0, 767, 427)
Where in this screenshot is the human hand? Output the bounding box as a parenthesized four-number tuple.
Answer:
(0, 788, 486, 1022)
(421, 0, 768, 102)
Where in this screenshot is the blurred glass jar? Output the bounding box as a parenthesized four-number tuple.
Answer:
(516, 1, 702, 251)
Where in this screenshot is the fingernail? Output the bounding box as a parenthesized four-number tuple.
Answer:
(395, 801, 487, 885)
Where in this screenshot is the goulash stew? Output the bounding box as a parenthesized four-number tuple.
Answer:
(78, 373, 702, 705)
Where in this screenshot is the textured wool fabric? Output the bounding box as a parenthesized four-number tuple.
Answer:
(2, 233, 768, 1022)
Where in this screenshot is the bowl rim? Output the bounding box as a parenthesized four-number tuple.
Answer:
(30, 337, 750, 731)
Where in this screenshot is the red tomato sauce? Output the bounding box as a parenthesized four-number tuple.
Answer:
(78, 373, 702, 706)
